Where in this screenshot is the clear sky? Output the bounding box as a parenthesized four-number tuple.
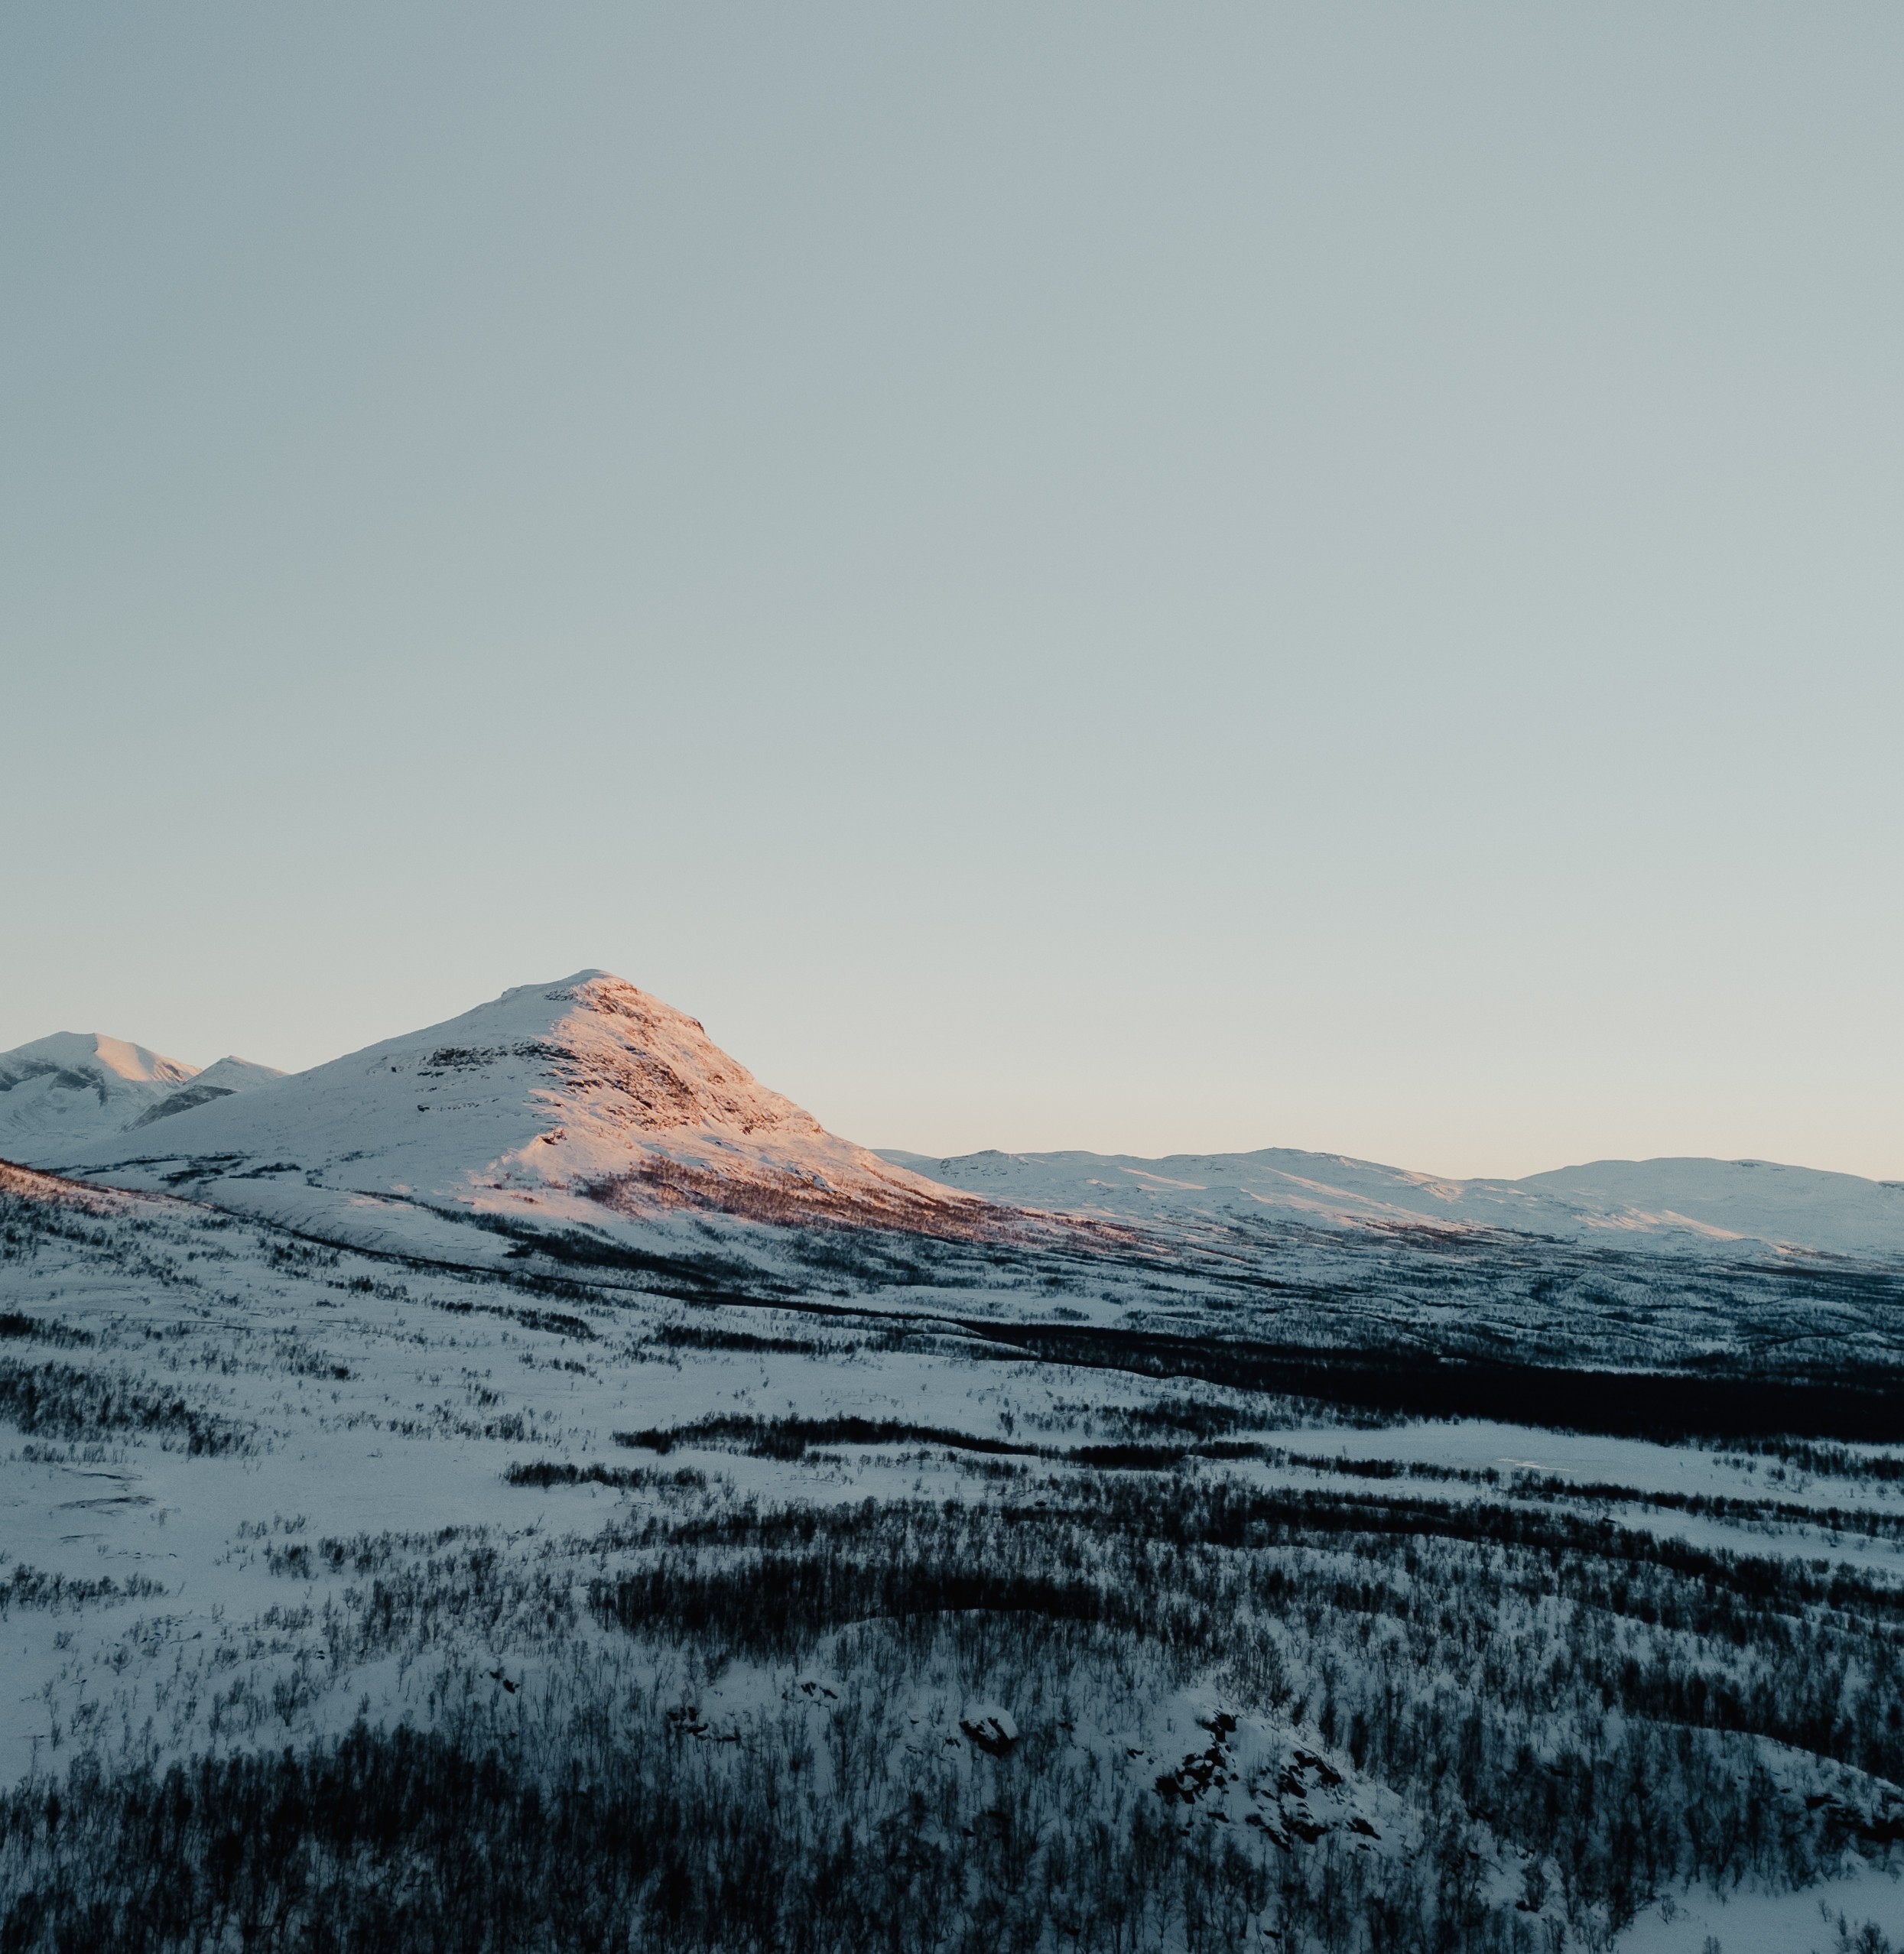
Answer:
(3, 5, 1900, 1180)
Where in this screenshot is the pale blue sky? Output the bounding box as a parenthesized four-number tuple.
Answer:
(3, 5, 1900, 1177)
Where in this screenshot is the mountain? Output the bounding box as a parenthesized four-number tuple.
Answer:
(10, 977, 1901, 1270)
(0, 1031, 282, 1157)
(40, 971, 990, 1251)
(1520, 1155, 1904, 1260)
(882, 1144, 1904, 1264)
(124, 1054, 288, 1126)
(8, 972, 1904, 1953)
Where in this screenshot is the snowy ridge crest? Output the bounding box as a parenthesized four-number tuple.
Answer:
(884, 1145, 1904, 1267)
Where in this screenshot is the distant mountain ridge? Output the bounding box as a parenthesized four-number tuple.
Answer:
(6, 977, 1901, 1268)
(880, 1145, 1904, 1265)
(0, 1031, 281, 1156)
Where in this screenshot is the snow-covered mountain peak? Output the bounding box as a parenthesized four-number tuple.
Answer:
(190, 1055, 285, 1091)
(5, 1031, 195, 1088)
(0, 1028, 284, 1156)
(1, 1031, 198, 1156)
(520, 970, 826, 1142)
(22, 974, 1901, 1271)
(48, 972, 994, 1248)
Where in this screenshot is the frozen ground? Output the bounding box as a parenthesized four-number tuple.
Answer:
(5, 975, 1904, 1949)
(1618, 1861, 1904, 1954)
(4, 1154, 1904, 1949)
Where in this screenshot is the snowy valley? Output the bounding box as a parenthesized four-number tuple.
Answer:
(3, 973, 1904, 1952)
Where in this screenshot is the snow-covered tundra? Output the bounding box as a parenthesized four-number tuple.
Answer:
(4, 973, 1903, 1953)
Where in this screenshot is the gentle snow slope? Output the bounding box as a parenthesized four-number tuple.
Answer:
(882, 1146, 1904, 1264)
(46, 971, 987, 1242)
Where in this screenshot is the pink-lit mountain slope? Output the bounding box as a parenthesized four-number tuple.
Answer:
(45, 972, 996, 1248)
(0, 1032, 281, 1157)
